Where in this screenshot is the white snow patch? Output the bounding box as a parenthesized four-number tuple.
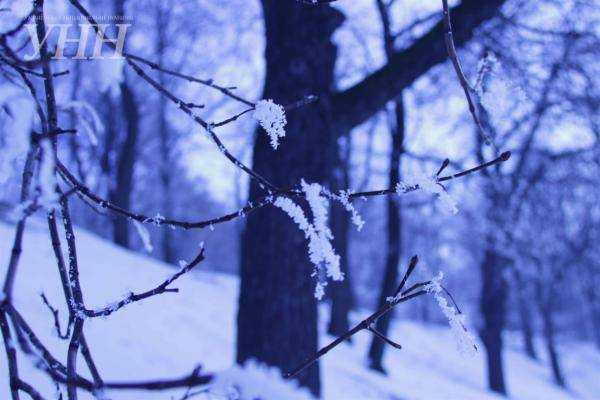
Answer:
(211, 360, 315, 400)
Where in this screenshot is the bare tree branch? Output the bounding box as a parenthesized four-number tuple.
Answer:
(331, 0, 506, 130)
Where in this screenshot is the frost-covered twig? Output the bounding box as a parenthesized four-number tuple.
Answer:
(133, 220, 153, 253)
(426, 272, 478, 355)
(84, 248, 205, 318)
(58, 152, 510, 236)
(57, 159, 276, 229)
(274, 187, 342, 299)
(398, 167, 459, 215)
(441, 0, 495, 148)
(286, 256, 426, 379)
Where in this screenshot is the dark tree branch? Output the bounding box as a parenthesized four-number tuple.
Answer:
(0, 310, 21, 400)
(367, 325, 402, 350)
(331, 0, 507, 130)
(285, 288, 428, 380)
(6, 305, 213, 393)
(285, 256, 426, 379)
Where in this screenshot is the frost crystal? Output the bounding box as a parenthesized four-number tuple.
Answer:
(152, 213, 165, 226)
(331, 190, 364, 231)
(475, 53, 526, 132)
(274, 181, 343, 300)
(253, 99, 287, 149)
(133, 220, 153, 253)
(404, 170, 458, 215)
(315, 281, 326, 301)
(97, 58, 124, 96)
(426, 272, 477, 357)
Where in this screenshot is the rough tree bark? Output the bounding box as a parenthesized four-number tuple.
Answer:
(237, 2, 344, 396)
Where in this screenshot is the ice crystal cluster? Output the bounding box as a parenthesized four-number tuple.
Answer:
(398, 170, 458, 215)
(274, 180, 344, 299)
(253, 99, 287, 149)
(427, 272, 477, 357)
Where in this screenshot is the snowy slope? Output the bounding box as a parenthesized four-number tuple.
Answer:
(1, 219, 598, 399)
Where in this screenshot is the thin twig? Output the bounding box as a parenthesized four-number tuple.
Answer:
(367, 325, 402, 349)
(441, 0, 494, 148)
(285, 257, 425, 379)
(40, 294, 70, 339)
(84, 248, 205, 318)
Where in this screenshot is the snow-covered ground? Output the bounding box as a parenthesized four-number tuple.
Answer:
(1, 219, 598, 399)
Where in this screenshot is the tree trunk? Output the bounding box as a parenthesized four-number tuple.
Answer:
(236, 2, 344, 396)
(109, 0, 139, 249)
(583, 284, 600, 349)
(156, 6, 175, 264)
(518, 297, 537, 360)
(109, 79, 139, 248)
(479, 248, 508, 395)
(367, 98, 404, 374)
(327, 135, 354, 337)
(590, 303, 600, 350)
(536, 279, 566, 388)
(542, 309, 566, 388)
(513, 270, 537, 360)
